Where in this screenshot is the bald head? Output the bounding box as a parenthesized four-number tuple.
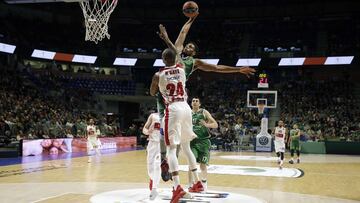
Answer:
(162, 48, 176, 66)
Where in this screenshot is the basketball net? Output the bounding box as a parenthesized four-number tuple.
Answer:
(79, 0, 118, 44)
(257, 104, 265, 115)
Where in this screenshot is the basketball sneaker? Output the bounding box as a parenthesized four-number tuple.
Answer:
(279, 160, 283, 170)
(289, 160, 294, 164)
(149, 188, 158, 200)
(171, 185, 189, 203)
(189, 181, 204, 193)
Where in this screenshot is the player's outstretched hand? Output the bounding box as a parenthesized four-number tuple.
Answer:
(239, 66, 256, 78)
(187, 12, 199, 24)
(157, 24, 169, 41)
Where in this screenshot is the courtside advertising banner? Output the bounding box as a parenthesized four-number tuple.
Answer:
(22, 137, 137, 157)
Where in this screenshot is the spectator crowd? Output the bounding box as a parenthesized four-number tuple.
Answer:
(0, 62, 120, 147)
(279, 79, 360, 142)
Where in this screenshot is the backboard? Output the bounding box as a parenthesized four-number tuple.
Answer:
(247, 90, 277, 109)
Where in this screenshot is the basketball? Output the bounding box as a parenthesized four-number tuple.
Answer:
(182, 1, 199, 18)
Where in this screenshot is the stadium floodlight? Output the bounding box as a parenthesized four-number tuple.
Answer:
(31, 49, 56, 60)
(324, 56, 354, 65)
(200, 59, 219, 65)
(0, 42, 16, 54)
(278, 57, 305, 66)
(73, 54, 97, 64)
(113, 58, 137, 66)
(236, 58, 261, 66)
(153, 59, 165, 67)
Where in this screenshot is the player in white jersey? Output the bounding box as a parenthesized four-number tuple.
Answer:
(86, 118, 101, 163)
(150, 48, 203, 203)
(274, 120, 286, 169)
(142, 112, 162, 200)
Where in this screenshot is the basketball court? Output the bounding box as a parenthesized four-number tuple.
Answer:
(1, 0, 360, 202)
(0, 149, 359, 202)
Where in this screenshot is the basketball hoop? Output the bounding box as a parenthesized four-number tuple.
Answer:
(257, 104, 265, 114)
(79, 0, 118, 44)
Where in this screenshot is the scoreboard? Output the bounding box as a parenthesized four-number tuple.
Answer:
(258, 73, 269, 88)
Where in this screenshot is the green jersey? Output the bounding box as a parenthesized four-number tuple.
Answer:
(182, 56, 195, 80)
(290, 129, 301, 150)
(156, 57, 195, 119)
(192, 108, 210, 140)
(290, 129, 300, 142)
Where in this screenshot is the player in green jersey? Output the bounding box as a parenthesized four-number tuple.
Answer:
(289, 124, 301, 164)
(188, 97, 218, 191)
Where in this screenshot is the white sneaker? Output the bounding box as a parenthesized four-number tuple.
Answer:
(87, 158, 91, 163)
(149, 188, 158, 200)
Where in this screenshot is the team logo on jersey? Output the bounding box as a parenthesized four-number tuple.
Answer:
(259, 136, 269, 145)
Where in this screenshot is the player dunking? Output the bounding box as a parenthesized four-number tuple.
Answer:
(188, 97, 218, 192)
(274, 120, 286, 169)
(86, 118, 101, 163)
(142, 112, 162, 200)
(150, 48, 202, 203)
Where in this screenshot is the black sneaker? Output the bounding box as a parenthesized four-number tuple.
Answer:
(289, 160, 294, 164)
(297, 159, 300, 164)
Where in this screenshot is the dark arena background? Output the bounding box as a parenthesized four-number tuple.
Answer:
(0, 0, 360, 202)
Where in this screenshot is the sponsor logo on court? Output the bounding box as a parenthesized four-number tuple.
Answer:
(90, 189, 265, 203)
(179, 165, 304, 178)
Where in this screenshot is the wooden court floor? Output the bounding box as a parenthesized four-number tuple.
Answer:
(0, 150, 360, 203)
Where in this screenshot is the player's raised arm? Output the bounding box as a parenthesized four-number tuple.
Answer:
(142, 114, 153, 136)
(158, 24, 182, 64)
(194, 59, 256, 78)
(150, 73, 159, 96)
(201, 109, 218, 129)
(158, 24, 177, 52)
(175, 14, 198, 53)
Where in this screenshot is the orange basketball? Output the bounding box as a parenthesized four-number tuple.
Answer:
(182, 1, 199, 18)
